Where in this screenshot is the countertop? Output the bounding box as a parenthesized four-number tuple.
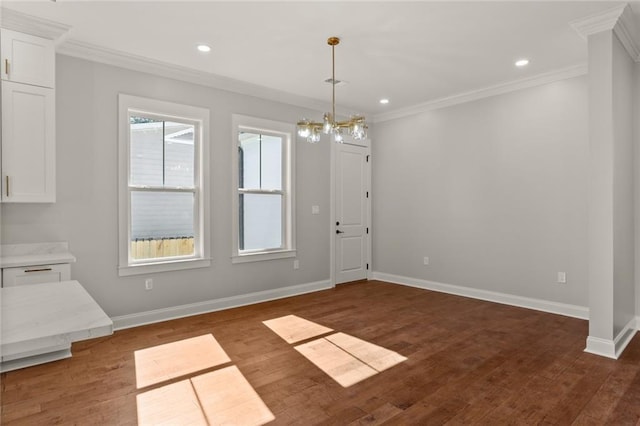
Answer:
(0, 242, 76, 268)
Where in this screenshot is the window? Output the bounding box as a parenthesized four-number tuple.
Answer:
(118, 94, 210, 275)
(232, 115, 295, 262)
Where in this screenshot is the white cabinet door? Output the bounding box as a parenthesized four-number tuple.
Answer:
(2, 264, 71, 287)
(1, 29, 55, 88)
(1, 81, 56, 202)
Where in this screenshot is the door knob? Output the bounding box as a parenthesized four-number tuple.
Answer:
(336, 230, 344, 234)
(336, 221, 340, 226)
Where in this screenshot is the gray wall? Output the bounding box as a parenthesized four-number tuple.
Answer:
(611, 33, 635, 336)
(636, 62, 640, 320)
(0, 55, 331, 317)
(373, 75, 589, 306)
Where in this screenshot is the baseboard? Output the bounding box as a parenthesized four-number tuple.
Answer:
(613, 318, 637, 357)
(111, 279, 333, 331)
(584, 317, 638, 359)
(372, 271, 589, 320)
(584, 336, 616, 359)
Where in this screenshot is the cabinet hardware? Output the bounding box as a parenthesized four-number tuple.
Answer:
(4, 59, 8, 75)
(25, 268, 53, 273)
(5, 176, 9, 197)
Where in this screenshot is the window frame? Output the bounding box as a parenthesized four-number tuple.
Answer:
(231, 114, 296, 263)
(118, 94, 211, 276)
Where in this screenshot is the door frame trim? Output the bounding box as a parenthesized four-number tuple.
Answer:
(330, 137, 372, 286)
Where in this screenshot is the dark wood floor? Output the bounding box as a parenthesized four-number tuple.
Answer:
(2, 280, 640, 425)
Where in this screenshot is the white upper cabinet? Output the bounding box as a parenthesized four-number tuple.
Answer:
(1, 28, 55, 88)
(1, 80, 56, 202)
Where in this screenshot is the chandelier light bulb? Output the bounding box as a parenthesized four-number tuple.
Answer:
(308, 129, 321, 143)
(323, 113, 333, 134)
(334, 128, 344, 143)
(297, 120, 311, 138)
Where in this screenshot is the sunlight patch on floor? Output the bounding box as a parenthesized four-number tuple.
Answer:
(136, 379, 207, 426)
(262, 314, 333, 344)
(295, 337, 378, 387)
(192, 365, 275, 425)
(325, 332, 407, 372)
(136, 366, 274, 426)
(263, 316, 408, 387)
(134, 334, 231, 389)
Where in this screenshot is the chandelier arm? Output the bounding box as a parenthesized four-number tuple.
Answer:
(335, 120, 368, 127)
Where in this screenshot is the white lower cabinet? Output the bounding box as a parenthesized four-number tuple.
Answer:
(2, 263, 70, 287)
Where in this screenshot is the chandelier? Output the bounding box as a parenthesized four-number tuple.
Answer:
(297, 37, 367, 143)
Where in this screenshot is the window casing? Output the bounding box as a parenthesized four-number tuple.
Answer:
(232, 115, 295, 263)
(118, 94, 210, 276)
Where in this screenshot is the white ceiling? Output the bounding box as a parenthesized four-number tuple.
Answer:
(3, 1, 638, 118)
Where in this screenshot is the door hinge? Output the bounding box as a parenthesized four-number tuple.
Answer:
(366, 263, 369, 270)
(366, 155, 370, 162)
(366, 227, 369, 234)
(366, 191, 369, 198)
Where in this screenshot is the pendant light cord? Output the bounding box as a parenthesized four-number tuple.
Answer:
(332, 42, 336, 125)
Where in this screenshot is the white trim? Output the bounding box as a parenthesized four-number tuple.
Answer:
(231, 250, 296, 264)
(615, 4, 640, 62)
(231, 115, 296, 263)
(585, 336, 617, 359)
(111, 279, 332, 330)
(373, 64, 587, 123)
(58, 40, 346, 115)
(570, 4, 627, 39)
(613, 318, 638, 357)
(372, 271, 589, 320)
(118, 94, 211, 276)
(584, 317, 638, 359)
(570, 4, 640, 62)
(0, 8, 71, 41)
(118, 258, 211, 277)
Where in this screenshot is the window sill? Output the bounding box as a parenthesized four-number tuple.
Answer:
(118, 257, 211, 276)
(232, 250, 296, 264)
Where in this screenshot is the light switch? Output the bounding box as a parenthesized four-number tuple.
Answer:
(312, 205, 320, 215)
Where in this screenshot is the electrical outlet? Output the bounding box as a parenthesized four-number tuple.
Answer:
(423, 256, 430, 265)
(145, 278, 153, 290)
(557, 272, 566, 284)
(293, 259, 299, 270)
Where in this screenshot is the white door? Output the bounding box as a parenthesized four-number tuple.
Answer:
(335, 142, 370, 284)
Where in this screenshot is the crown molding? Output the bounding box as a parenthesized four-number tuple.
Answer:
(615, 4, 640, 62)
(56, 39, 361, 117)
(570, 3, 640, 62)
(0, 8, 70, 40)
(373, 64, 587, 123)
(570, 4, 626, 37)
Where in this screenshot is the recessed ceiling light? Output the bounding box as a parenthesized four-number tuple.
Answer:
(515, 59, 530, 67)
(379, 99, 390, 104)
(197, 44, 211, 53)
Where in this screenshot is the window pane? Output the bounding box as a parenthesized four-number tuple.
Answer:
(239, 133, 260, 189)
(130, 117, 163, 186)
(131, 191, 194, 260)
(164, 121, 195, 188)
(238, 132, 282, 190)
(260, 135, 282, 190)
(239, 193, 282, 251)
